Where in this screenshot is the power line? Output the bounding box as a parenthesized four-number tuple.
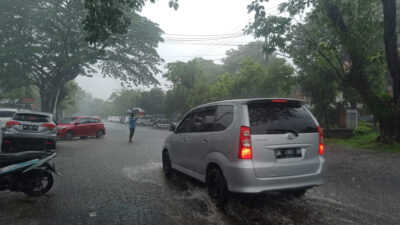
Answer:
(163, 32, 244, 37)
(187, 4, 283, 59)
(188, 19, 251, 58)
(163, 35, 247, 41)
(163, 54, 226, 58)
(161, 42, 252, 46)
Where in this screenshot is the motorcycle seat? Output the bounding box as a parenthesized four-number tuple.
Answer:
(0, 151, 49, 164)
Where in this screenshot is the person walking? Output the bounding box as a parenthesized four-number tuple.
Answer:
(128, 113, 137, 143)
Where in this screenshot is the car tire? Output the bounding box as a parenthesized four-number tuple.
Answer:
(65, 131, 74, 141)
(96, 130, 104, 139)
(25, 170, 54, 197)
(206, 166, 228, 207)
(162, 150, 173, 178)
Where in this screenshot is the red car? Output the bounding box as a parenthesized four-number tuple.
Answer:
(57, 116, 106, 140)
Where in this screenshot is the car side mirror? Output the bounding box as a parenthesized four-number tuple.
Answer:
(169, 124, 176, 132)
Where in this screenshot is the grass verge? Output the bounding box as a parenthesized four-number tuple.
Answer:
(326, 132, 400, 152)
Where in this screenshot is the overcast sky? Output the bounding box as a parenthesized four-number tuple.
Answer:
(76, 0, 284, 99)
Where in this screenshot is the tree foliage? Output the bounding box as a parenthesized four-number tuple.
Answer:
(247, 0, 399, 142)
(163, 54, 294, 116)
(83, 0, 178, 43)
(58, 81, 85, 117)
(222, 41, 268, 73)
(0, 0, 163, 112)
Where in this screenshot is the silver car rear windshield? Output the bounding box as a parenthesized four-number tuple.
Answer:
(13, 113, 51, 123)
(248, 101, 317, 135)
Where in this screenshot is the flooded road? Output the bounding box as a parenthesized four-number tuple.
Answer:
(0, 123, 399, 225)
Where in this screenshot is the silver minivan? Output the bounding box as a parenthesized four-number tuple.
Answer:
(162, 98, 326, 206)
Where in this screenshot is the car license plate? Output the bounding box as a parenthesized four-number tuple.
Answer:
(23, 125, 38, 131)
(275, 148, 302, 159)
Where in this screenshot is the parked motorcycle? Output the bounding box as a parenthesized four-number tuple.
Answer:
(0, 151, 58, 196)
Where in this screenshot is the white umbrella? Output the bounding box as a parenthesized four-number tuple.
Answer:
(126, 107, 145, 117)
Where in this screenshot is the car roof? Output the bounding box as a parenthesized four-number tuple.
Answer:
(15, 110, 52, 117)
(69, 116, 101, 119)
(194, 98, 304, 109)
(0, 108, 19, 112)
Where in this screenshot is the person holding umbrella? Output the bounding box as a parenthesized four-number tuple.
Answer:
(127, 107, 143, 143)
(128, 113, 137, 143)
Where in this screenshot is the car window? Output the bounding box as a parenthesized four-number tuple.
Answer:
(60, 117, 78, 124)
(248, 102, 317, 135)
(79, 118, 90, 124)
(13, 113, 50, 122)
(176, 112, 195, 133)
(214, 105, 234, 131)
(194, 107, 216, 132)
(0, 111, 16, 118)
(89, 118, 99, 123)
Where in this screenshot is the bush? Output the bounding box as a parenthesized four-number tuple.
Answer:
(353, 121, 373, 135)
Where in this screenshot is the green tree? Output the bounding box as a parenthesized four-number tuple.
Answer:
(163, 55, 294, 116)
(222, 41, 268, 73)
(83, 0, 178, 43)
(138, 88, 166, 115)
(382, 0, 400, 142)
(0, 0, 163, 113)
(191, 58, 225, 84)
(228, 58, 294, 99)
(165, 86, 189, 116)
(109, 89, 142, 115)
(58, 81, 84, 117)
(77, 92, 113, 118)
(247, 0, 398, 142)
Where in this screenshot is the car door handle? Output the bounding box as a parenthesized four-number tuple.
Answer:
(203, 137, 210, 143)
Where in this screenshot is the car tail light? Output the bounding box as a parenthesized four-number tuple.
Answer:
(42, 123, 56, 130)
(46, 141, 54, 145)
(239, 126, 252, 159)
(272, 99, 288, 103)
(3, 139, 11, 144)
(317, 126, 324, 155)
(6, 121, 20, 128)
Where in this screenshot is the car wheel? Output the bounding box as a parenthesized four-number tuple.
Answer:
(96, 130, 104, 139)
(65, 131, 74, 141)
(206, 166, 228, 207)
(25, 170, 54, 197)
(162, 150, 173, 178)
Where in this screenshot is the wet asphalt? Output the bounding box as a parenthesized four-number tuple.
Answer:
(0, 122, 399, 225)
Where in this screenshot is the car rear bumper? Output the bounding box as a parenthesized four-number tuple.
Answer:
(1, 132, 56, 152)
(223, 156, 326, 193)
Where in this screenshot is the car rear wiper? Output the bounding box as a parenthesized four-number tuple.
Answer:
(265, 129, 299, 137)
